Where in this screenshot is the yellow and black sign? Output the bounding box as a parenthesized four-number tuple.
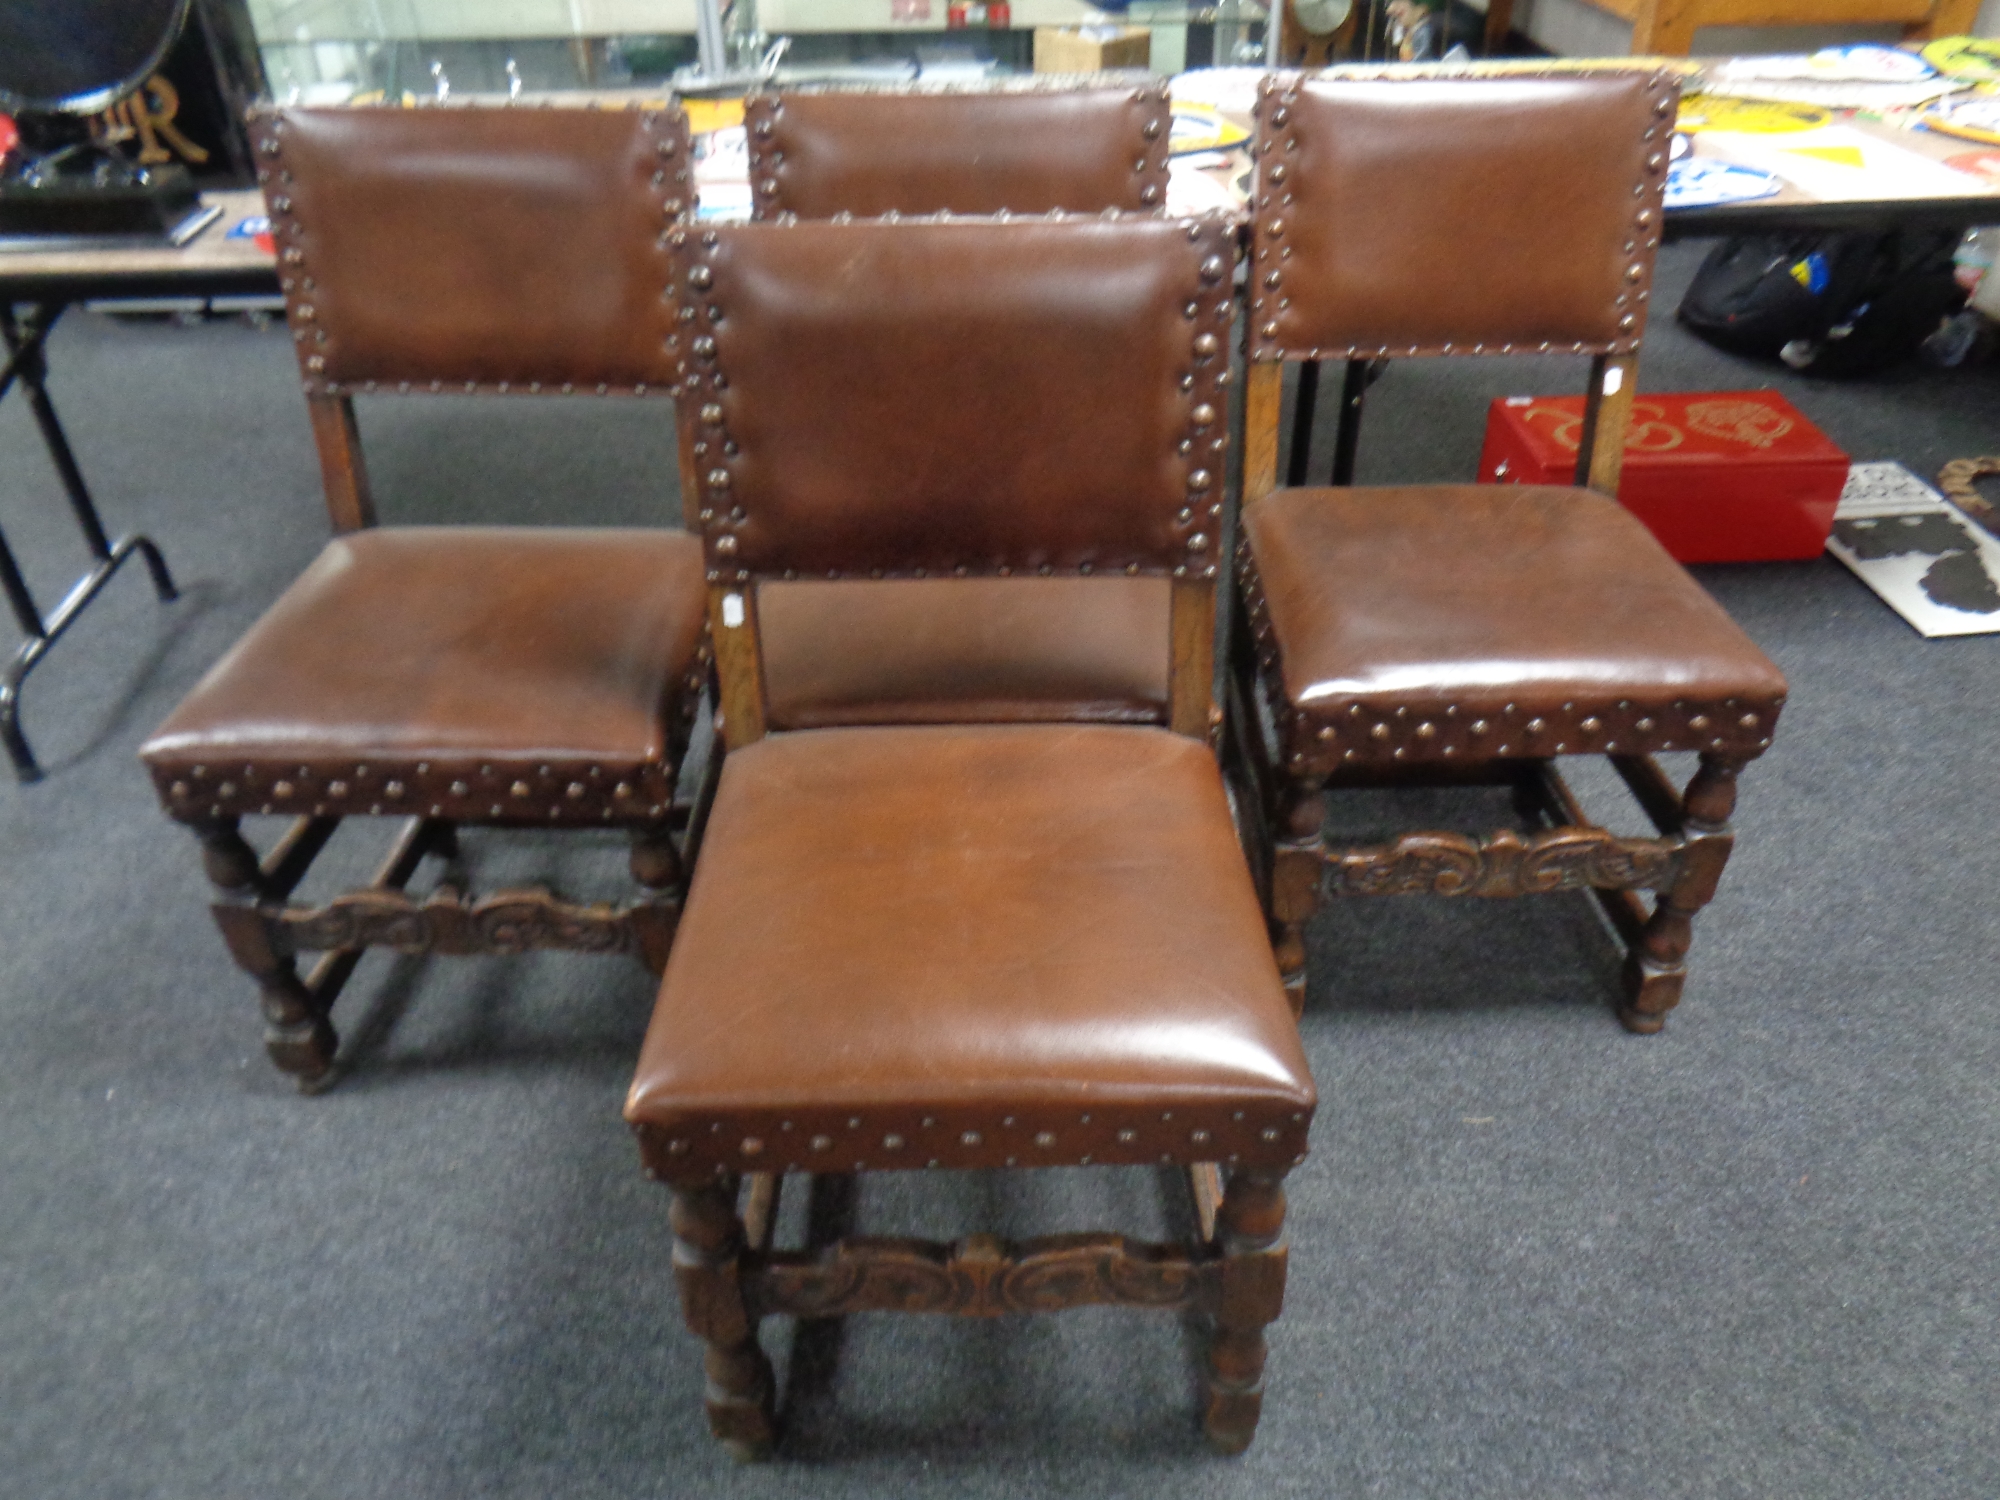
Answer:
(1676, 95, 1830, 134)
(1922, 36, 2000, 80)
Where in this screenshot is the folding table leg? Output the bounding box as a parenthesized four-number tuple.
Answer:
(1, 302, 179, 781)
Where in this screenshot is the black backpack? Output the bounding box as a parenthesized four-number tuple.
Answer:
(1678, 229, 1966, 377)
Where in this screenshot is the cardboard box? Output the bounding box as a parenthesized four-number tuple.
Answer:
(1033, 26, 1151, 73)
(1477, 389, 1850, 563)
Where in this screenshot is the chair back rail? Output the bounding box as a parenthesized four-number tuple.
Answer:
(250, 102, 693, 529)
(1243, 69, 1678, 500)
(743, 82, 1179, 733)
(668, 214, 1237, 746)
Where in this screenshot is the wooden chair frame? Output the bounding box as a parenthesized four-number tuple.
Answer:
(664, 1163, 1291, 1458)
(185, 707, 717, 1088)
(644, 214, 1300, 1456)
(1225, 70, 1763, 1032)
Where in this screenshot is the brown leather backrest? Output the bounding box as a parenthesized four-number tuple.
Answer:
(253, 103, 690, 397)
(671, 214, 1235, 582)
(745, 80, 1172, 219)
(1248, 69, 1679, 363)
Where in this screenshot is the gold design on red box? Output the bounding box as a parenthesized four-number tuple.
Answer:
(1520, 400, 1685, 454)
(1683, 398, 1794, 450)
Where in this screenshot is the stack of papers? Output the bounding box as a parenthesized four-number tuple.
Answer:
(1827, 461, 2000, 637)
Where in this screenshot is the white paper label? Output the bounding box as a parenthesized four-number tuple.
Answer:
(721, 593, 746, 628)
(1603, 365, 1625, 395)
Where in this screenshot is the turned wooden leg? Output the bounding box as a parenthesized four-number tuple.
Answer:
(1203, 1169, 1290, 1455)
(194, 818, 338, 1083)
(1270, 785, 1324, 1018)
(629, 824, 684, 978)
(669, 1178, 777, 1460)
(1620, 755, 1741, 1034)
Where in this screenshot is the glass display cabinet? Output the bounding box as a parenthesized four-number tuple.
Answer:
(247, 0, 1270, 102)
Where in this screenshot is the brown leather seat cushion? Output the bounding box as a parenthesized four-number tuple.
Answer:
(141, 527, 707, 825)
(1244, 485, 1789, 771)
(757, 576, 1170, 729)
(624, 724, 1314, 1177)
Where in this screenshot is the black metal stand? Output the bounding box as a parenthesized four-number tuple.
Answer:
(1288, 356, 1388, 490)
(1, 302, 178, 783)
(1286, 360, 1319, 487)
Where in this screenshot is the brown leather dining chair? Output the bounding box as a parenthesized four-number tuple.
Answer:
(1230, 68, 1790, 1031)
(737, 79, 1184, 737)
(625, 212, 1315, 1457)
(139, 102, 711, 1089)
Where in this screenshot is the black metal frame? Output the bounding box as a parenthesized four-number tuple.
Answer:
(0, 221, 276, 785)
(1, 301, 179, 782)
(1284, 354, 1389, 490)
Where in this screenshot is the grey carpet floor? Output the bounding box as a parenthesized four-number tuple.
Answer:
(2, 243, 1996, 1499)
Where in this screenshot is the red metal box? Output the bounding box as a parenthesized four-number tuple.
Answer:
(1477, 389, 1850, 563)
